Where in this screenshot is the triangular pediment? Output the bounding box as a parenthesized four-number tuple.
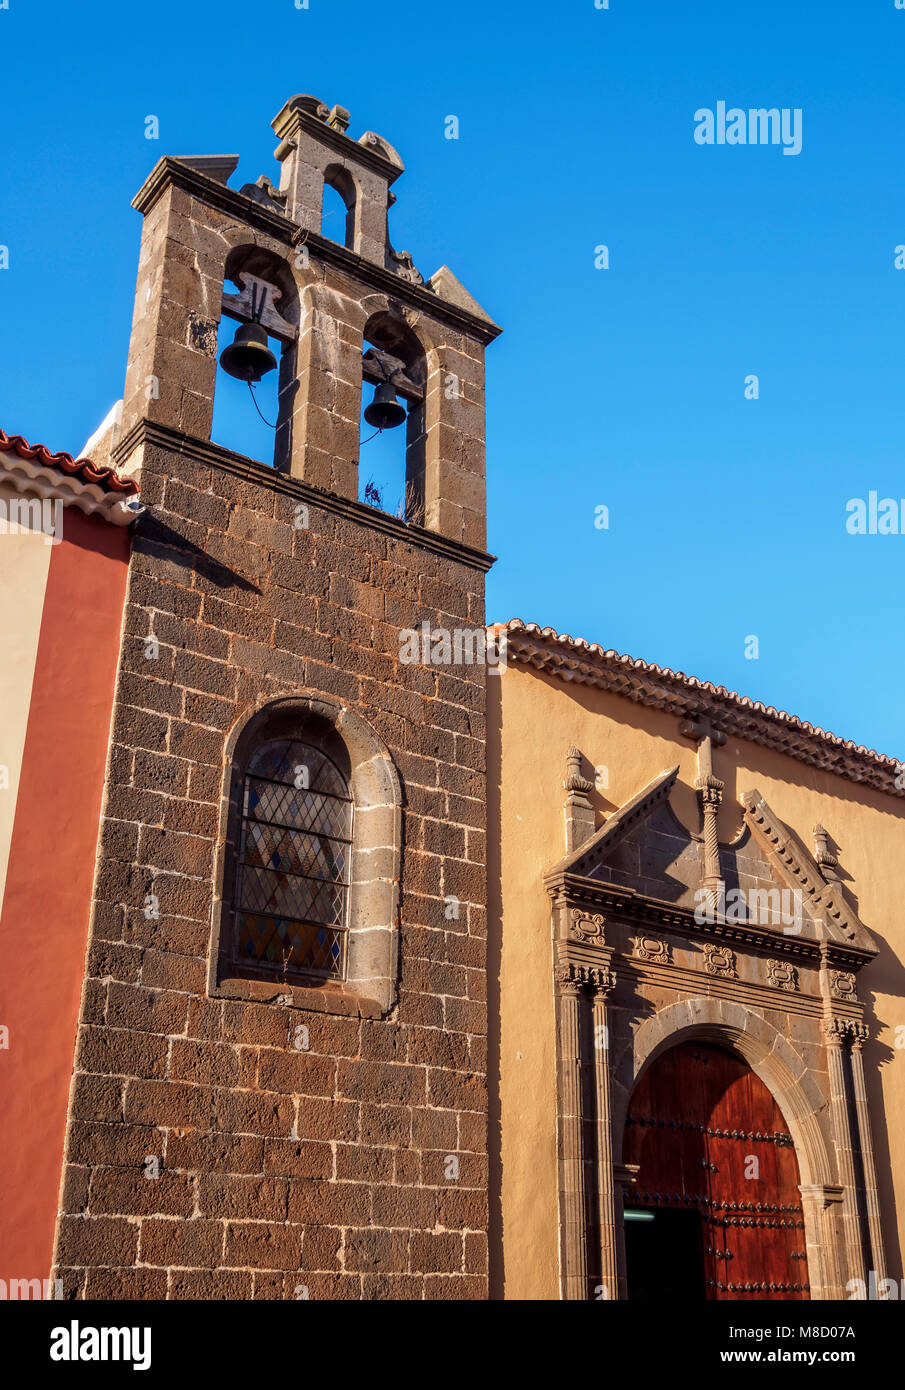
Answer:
(550, 766, 700, 906)
(547, 771, 877, 954)
(740, 789, 876, 953)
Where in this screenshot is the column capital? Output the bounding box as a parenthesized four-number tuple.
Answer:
(554, 963, 585, 997)
(823, 1017, 848, 1046)
(589, 966, 616, 1000)
(695, 771, 725, 809)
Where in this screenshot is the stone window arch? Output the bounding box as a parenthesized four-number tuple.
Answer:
(209, 695, 402, 1016)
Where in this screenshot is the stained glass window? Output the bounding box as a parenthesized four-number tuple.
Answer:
(233, 738, 352, 979)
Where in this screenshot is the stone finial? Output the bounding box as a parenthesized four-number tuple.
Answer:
(283, 93, 331, 121)
(563, 746, 593, 795)
(812, 824, 840, 882)
(562, 747, 595, 855)
(328, 105, 351, 133)
(358, 131, 404, 169)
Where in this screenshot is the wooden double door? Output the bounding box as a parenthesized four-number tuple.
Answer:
(623, 1042, 809, 1301)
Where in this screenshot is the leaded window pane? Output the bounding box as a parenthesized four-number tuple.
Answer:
(234, 738, 351, 979)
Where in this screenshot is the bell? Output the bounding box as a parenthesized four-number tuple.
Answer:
(364, 381, 406, 431)
(220, 321, 278, 383)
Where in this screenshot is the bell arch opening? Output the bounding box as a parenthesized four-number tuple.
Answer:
(622, 1040, 810, 1301)
(321, 165, 356, 248)
(358, 310, 426, 520)
(211, 246, 300, 471)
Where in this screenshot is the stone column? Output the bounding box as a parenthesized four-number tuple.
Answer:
(824, 1019, 866, 1289)
(799, 1182, 844, 1300)
(422, 340, 487, 551)
(848, 1023, 888, 1291)
(290, 284, 365, 496)
(696, 772, 724, 903)
(681, 717, 726, 910)
(554, 963, 589, 1300)
(590, 967, 617, 1300)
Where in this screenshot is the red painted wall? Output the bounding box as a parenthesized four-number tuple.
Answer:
(0, 509, 130, 1283)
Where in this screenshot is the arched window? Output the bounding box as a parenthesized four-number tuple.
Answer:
(210, 696, 402, 1015)
(234, 739, 352, 980)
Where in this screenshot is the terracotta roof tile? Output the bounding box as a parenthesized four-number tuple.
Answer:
(499, 619, 902, 798)
(0, 429, 139, 495)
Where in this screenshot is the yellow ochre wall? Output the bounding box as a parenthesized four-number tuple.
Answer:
(487, 662, 905, 1301)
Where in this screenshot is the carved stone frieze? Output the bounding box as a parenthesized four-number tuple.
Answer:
(703, 943, 737, 980)
(633, 934, 671, 966)
(830, 969, 857, 1002)
(570, 909, 605, 944)
(766, 959, 799, 993)
(554, 960, 614, 997)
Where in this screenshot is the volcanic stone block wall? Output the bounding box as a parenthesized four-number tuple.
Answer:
(51, 440, 490, 1299)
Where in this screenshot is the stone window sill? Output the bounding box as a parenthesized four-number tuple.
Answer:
(211, 973, 386, 1018)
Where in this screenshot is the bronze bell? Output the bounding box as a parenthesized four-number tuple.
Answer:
(363, 381, 406, 431)
(220, 321, 278, 383)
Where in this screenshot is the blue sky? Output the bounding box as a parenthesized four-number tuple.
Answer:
(1, 0, 904, 758)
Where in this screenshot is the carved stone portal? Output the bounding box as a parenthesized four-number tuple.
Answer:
(543, 762, 885, 1301)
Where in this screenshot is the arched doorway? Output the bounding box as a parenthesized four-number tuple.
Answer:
(623, 1041, 809, 1300)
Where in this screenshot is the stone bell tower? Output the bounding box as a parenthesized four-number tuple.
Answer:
(52, 96, 501, 1300)
(118, 91, 496, 548)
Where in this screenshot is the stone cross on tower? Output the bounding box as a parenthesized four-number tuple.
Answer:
(680, 716, 727, 904)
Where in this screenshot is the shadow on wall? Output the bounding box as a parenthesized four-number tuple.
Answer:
(485, 672, 504, 1298)
(863, 941, 905, 1283)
